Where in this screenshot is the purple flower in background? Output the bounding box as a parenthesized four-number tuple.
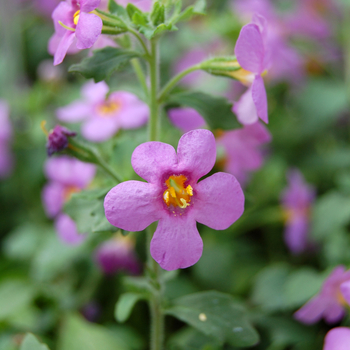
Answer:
(49, 0, 103, 65)
(294, 266, 350, 324)
(104, 129, 244, 271)
(233, 15, 270, 125)
(33, 0, 61, 17)
(216, 122, 271, 187)
(168, 108, 206, 133)
(42, 156, 96, 245)
(46, 124, 76, 156)
(57, 81, 149, 142)
(117, 0, 152, 11)
(0, 100, 13, 178)
(95, 235, 140, 275)
(323, 327, 350, 350)
(281, 169, 315, 254)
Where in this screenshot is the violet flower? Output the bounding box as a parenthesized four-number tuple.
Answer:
(294, 266, 350, 324)
(117, 0, 153, 11)
(42, 156, 96, 245)
(95, 235, 140, 275)
(168, 108, 206, 133)
(323, 327, 350, 350)
(216, 121, 271, 187)
(0, 100, 13, 178)
(232, 14, 270, 125)
(281, 169, 315, 254)
(46, 125, 76, 156)
(57, 81, 149, 142)
(104, 129, 244, 271)
(49, 0, 103, 65)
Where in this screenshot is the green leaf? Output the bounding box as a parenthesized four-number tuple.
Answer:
(20, 334, 50, 350)
(165, 291, 259, 347)
(193, 0, 206, 14)
(126, 3, 143, 19)
(122, 276, 153, 296)
(151, 3, 165, 26)
(115, 293, 144, 323)
(168, 91, 240, 130)
(69, 48, 140, 82)
(108, 0, 129, 19)
(58, 313, 129, 350)
(0, 279, 36, 321)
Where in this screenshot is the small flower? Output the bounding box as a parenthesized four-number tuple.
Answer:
(216, 121, 271, 187)
(42, 156, 96, 244)
(45, 124, 76, 156)
(95, 235, 140, 275)
(281, 169, 315, 254)
(49, 0, 103, 65)
(323, 327, 350, 350)
(294, 266, 350, 324)
(232, 14, 270, 125)
(104, 129, 244, 271)
(56, 81, 149, 142)
(168, 108, 206, 133)
(0, 100, 13, 178)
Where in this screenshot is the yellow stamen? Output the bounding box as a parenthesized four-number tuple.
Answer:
(97, 100, 122, 117)
(228, 68, 255, 85)
(58, 20, 75, 31)
(163, 175, 193, 209)
(41, 120, 49, 136)
(73, 10, 80, 25)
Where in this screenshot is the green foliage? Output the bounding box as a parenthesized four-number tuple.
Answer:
(165, 291, 259, 347)
(69, 48, 141, 82)
(168, 91, 240, 130)
(115, 293, 144, 323)
(20, 334, 50, 350)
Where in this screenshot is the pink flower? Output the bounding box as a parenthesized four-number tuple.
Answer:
(294, 266, 350, 324)
(42, 156, 96, 245)
(57, 81, 149, 142)
(168, 108, 206, 133)
(323, 327, 350, 350)
(116, 0, 152, 12)
(104, 129, 245, 271)
(233, 15, 270, 125)
(216, 122, 271, 187)
(49, 0, 103, 65)
(281, 169, 315, 254)
(95, 235, 140, 275)
(0, 100, 13, 178)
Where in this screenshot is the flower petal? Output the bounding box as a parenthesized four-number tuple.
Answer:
(54, 31, 75, 65)
(104, 181, 162, 231)
(150, 215, 203, 271)
(294, 296, 326, 324)
(233, 86, 259, 125)
(324, 302, 345, 324)
(340, 280, 350, 305)
(168, 107, 206, 133)
(42, 182, 65, 218)
(177, 129, 216, 182)
(118, 103, 149, 129)
(252, 75, 268, 123)
(55, 213, 86, 245)
(56, 101, 91, 122)
(79, 0, 101, 12)
(235, 23, 264, 74)
(81, 117, 120, 142)
(52, 1, 75, 36)
(81, 81, 109, 103)
(75, 12, 102, 50)
(131, 142, 178, 184)
(194, 172, 244, 230)
(284, 215, 309, 254)
(323, 327, 350, 350)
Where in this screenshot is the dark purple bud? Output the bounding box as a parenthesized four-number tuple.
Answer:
(46, 125, 76, 156)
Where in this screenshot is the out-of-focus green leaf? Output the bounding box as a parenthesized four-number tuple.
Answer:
(20, 334, 50, 350)
(165, 291, 259, 347)
(69, 48, 140, 82)
(151, 3, 165, 26)
(58, 313, 129, 350)
(168, 91, 240, 130)
(115, 293, 144, 323)
(0, 279, 36, 321)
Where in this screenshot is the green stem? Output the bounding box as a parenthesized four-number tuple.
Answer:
(94, 154, 123, 184)
(129, 29, 150, 58)
(158, 64, 201, 103)
(131, 58, 149, 98)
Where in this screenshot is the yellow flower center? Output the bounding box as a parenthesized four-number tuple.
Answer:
(63, 185, 80, 202)
(337, 288, 348, 306)
(97, 100, 121, 117)
(73, 10, 80, 25)
(229, 67, 255, 85)
(163, 175, 193, 209)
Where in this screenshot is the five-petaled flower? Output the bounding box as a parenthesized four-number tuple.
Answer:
(49, 0, 103, 65)
(104, 129, 245, 271)
(233, 14, 270, 125)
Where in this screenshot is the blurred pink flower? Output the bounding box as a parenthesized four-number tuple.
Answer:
(281, 169, 315, 254)
(0, 100, 13, 178)
(57, 81, 149, 142)
(294, 266, 350, 324)
(216, 122, 271, 187)
(42, 156, 96, 245)
(116, 0, 152, 11)
(104, 129, 244, 270)
(323, 327, 350, 350)
(168, 108, 206, 133)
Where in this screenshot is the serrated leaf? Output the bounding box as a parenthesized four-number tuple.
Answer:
(165, 291, 259, 347)
(69, 48, 140, 82)
(168, 91, 240, 130)
(20, 334, 50, 350)
(115, 293, 144, 323)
